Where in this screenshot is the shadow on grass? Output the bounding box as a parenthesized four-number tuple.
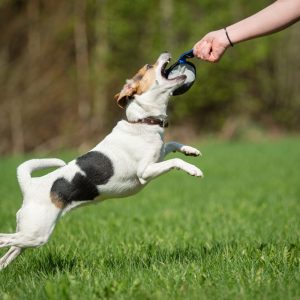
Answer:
(103, 243, 223, 270)
(27, 250, 78, 275)
(21, 243, 220, 274)
(103, 241, 299, 271)
(19, 240, 298, 274)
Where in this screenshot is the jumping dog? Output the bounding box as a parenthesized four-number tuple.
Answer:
(0, 52, 203, 270)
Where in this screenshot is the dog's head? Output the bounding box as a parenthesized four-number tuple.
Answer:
(114, 52, 186, 110)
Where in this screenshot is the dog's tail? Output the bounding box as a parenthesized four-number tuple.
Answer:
(17, 158, 66, 193)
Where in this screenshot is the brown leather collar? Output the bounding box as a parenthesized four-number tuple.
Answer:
(128, 117, 169, 128)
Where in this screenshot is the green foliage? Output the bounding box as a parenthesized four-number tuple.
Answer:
(0, 137, 300, 299)
(0, 1, 300, 153)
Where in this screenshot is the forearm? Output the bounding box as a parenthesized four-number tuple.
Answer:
(227, 0, 300, 44)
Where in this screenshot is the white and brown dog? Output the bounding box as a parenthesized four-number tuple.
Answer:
(0, 52, 203, 270)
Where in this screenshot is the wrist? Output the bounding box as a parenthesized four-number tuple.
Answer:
(215, 29, 231, 49)
(226, 25, 245, 44)
(224, 28, 234, 47)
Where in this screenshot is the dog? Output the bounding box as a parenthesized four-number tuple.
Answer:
(0, 52, 203, 270)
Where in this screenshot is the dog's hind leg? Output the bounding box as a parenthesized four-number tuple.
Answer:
(0, 234, 15, 248)
(0, 233, 28, 248)
(0, 231, 51, 248)
(0, 246, 22, 270)
(0, 208, 58, 270)
(0, 202, 60, 250)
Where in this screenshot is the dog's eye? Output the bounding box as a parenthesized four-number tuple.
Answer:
(146, 64, 153, 70)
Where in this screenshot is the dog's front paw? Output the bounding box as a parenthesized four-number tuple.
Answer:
(186, 165, 203, 177)
(178, 161, 203, 177)
(181, 146, 202, 157)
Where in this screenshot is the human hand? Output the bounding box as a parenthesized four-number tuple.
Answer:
(193, 29, 231, 62)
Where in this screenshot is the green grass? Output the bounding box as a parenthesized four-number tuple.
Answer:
(0, 137, 300, 300)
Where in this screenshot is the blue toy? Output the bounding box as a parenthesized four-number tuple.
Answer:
(166, 49, 196, 95)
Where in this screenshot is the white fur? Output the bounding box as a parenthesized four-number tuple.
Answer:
(0, 53, 203, 270)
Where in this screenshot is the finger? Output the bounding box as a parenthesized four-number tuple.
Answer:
(201, 41, 212, 60)
(209, 46, 226, 62)
(208, 53, 220, 63)
(193, 40, 206, 59)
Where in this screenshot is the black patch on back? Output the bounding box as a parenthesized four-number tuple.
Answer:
(76, 151, 114, 185)
(51, 174, 99, 206)
(50, 151, 114, 207)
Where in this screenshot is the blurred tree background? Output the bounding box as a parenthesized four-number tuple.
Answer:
(0, 0, 299, 154)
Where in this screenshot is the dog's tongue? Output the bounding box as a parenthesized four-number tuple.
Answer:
(167, 63, 196, 95)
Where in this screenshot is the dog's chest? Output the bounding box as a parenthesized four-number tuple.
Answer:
(101, 122, 165, 163)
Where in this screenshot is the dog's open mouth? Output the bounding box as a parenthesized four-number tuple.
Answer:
(161, 59, 170, 78)
(161, 59, 186, 81)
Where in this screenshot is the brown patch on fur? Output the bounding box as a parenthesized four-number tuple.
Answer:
(135, 65, 156, 95)
(114, 62, 158, 108)
(50, 192, 65, 209)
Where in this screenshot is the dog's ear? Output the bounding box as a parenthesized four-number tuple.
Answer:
(114, 65, 149, 108)
(114, 81, 138, 109)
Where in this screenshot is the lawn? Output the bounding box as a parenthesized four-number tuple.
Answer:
(0, 137, 299, 299)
